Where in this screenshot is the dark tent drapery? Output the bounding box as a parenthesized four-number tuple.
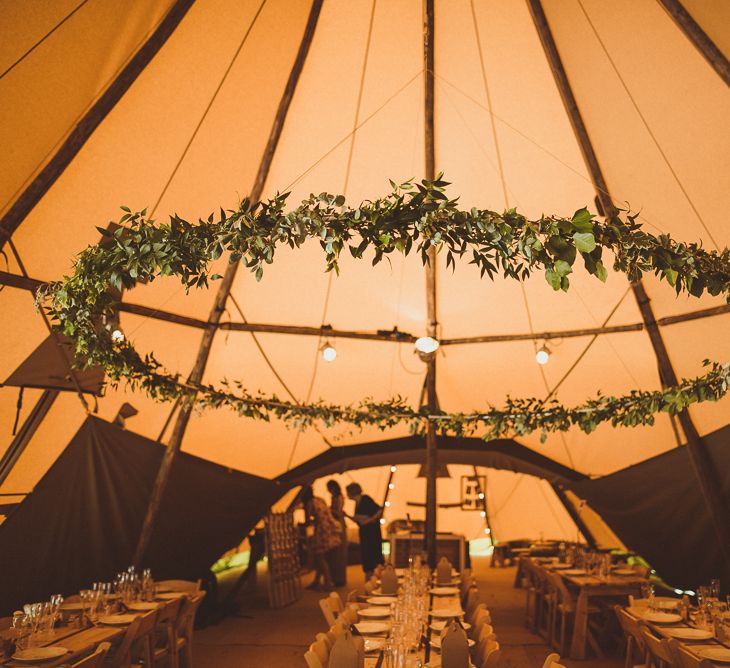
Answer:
(0, 416, 278, 614)
(570, 423, 730, 590)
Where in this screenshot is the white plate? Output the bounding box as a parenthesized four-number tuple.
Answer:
(98, 613, 139, 625)
(430, 608, 464, 618)
(358, 607, 391, 618)
(367, 596, 397, 606)
(13, 646, 68, 662)
(430, 636, 476, 649)
(663, 628, 714, 641)
(699, 648, 730, 663)
(430, 620, 471, 632)
(642, 611, 683, 624)
(562, 569, 587, 575)
(126, 601, 159, 611)
(364, 637, 387, 653)
(354, 621, 389, 635)
(613, 568, 637, 576)
(430, 586, 459, 596)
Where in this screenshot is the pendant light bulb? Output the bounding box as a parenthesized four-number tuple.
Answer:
(536, 344, 551, 365)
(415, 336, 439, 354)
(321, 341, 337, 362)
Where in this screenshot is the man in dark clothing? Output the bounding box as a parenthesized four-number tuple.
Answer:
(346, 482, 384, 579)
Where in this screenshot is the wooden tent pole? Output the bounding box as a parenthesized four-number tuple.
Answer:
(0, 0, 196, 251)
(423, 0, 439, 569)
(526, 0, 730, 563)
(551, 484, 597, 549)
(132, 0, 324, 568)
(2, 268, 729, 341)
(657, 0, 730, 87)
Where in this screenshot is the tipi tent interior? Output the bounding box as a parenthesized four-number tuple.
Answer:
(0, 0, 729, 666)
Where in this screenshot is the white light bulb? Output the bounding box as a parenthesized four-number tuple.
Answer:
(478, 492, 485, 500)
(480, 511, 486, 518)
(384, 501, 391, 507)
(415, 336, 439, 354)
(390, 465, 397, 473)
(536, 345, 550, 365)
(111, 329, 125, 343)
(322, 343, 337, 362)
(388, 483, 395, 490)
(485, 528, 491, 534)
(379, 518, 386, 525)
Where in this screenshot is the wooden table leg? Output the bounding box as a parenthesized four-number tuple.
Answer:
(570, 590, 589, 660)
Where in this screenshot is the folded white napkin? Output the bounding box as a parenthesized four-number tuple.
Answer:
(380, 565, 398, 595)
(436, 557, 453, 585)
(441, 620, 469, 668)
(328, 629, 364, 668)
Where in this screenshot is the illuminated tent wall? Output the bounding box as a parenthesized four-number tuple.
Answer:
(0, 0, 729, 602)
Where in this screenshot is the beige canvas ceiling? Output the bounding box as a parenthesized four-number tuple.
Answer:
(0, 0, 728, 544)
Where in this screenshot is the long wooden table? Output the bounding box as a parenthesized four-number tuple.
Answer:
(360, 585, 471, 667)
(0, 624, 124, 667)
(626, 606, 730, 668)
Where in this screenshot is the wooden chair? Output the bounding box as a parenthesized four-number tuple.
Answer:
(478, 638, 501, 668)
(156, 580, 201, 594)
(328, 591, 344, 614)
(153, 598, 181, 668)
(173, 592, 205, 668)
(470, 608, 493, 641)
(642, 630, 676, 668)
(667, 639, 713, 668)
(614, 605, 649, 668)
(107, 616, 143, 668)
(319, 597, 337, 627)
(474, 623, 496, 646)
(521, 559, 540, 633)
(316, 632, 332, 650)
(549, 572, 601, 658)
(71, 642, 111, 668)
(464, 587, 480, 618)
(304, 649, 324, 668)
(130, 609, 160, 668)
(542, 653, 567, 668)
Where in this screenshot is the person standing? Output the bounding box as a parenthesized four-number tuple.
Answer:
(301, 485, 341, 591)
(346, 482, 384, 580)
(327, 480, 348, 587)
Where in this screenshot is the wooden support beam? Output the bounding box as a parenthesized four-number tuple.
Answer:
(0, 0, 196, 251)
(132, 0, 324, 567)
(3, 269, 728, 343)
(657, 0, 730, 87)
(423, 0, 439, 569)
(527, 0, 730, 564)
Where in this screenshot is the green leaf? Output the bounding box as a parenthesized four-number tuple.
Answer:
(573, 232, 596, 253)
(595, 261, 608, 283)
(554, 259, 573, 277)
(545, 269, 561, 290)
(664, 267, 678, 286)
(571, 207, 593, 233)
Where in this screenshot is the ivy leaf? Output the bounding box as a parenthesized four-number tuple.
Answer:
(573, 232, 596, 253)
(595, 261, 608, 282)
(664, 267, 678, 286)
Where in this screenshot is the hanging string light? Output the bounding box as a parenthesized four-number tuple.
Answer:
(536, 343, 551, 365)
(321, 341, 337, 362)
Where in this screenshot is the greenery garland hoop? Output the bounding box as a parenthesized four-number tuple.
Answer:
(40, 176, 730, 441)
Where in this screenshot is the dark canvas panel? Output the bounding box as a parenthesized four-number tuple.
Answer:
(571, 424, 730, 589)
(0, 417, 277, 613)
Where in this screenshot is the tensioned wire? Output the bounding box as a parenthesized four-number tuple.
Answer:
(285, 0, 380, 472)
(468, 1, 577, 468)
(576, 0, 719, 251)
(0, 1, 177, 219)
(0, 0, 91, 80)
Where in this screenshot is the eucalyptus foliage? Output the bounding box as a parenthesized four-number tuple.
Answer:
(39, 176, 730, 440)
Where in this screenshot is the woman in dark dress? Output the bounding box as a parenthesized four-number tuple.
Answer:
(346, 482, 384, 580)
(327, 480, 348, 587)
